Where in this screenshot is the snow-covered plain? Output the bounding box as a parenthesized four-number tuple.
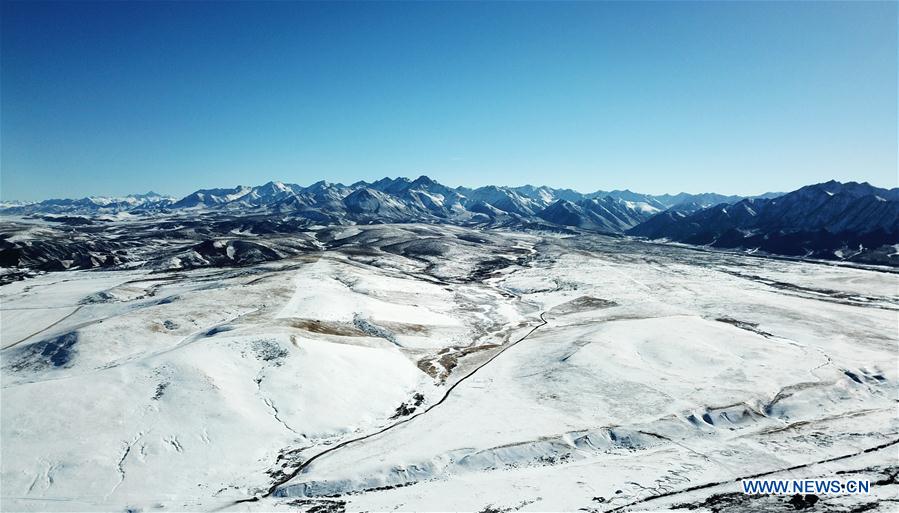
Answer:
(1, 225, 896, 512)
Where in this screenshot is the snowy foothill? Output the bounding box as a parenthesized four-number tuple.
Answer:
(1, 224, 896, 513)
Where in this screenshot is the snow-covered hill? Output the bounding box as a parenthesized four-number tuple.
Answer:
(1, 224, 896, 512)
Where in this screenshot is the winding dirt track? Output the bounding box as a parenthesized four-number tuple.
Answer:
(2, 306, 83, 350)
(234, 311, 549, 505)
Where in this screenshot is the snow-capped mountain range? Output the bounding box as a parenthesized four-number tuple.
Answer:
(2, 176, 775, 227)
(628, 180, 899, 262)
(0, 192, 175, 216)
(2, 177, 897, 265)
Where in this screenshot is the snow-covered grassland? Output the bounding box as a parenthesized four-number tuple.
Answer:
(1, 225, 896, 513)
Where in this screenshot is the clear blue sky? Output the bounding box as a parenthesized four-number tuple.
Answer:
(2, 1, 896, 201)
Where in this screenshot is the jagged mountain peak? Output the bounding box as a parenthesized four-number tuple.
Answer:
(133, 191, 166, 199)
(796, 180, 898, 200)
(628, 179, 899, 263)
(410, 175, 436, 187)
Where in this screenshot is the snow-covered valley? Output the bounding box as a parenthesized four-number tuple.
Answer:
(1, 224, 896, 513)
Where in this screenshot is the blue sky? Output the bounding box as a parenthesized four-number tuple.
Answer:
(2, 1, 896, 201)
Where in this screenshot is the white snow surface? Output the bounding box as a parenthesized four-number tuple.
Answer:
(1, 226, 896, 513)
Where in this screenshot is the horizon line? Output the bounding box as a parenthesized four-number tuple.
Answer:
(4, 176, 895, 204)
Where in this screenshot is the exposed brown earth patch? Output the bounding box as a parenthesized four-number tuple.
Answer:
(375, 320, 430, 335)
(284, 319, 367, 337)
(418, 343, 502, 381)
(550, 296, 619, 316)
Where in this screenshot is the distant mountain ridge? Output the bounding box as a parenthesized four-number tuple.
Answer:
(1, 177, 778, 222)
(2, 177, 897, 264)
(1, 192, 176, 214)
(628, 180, 899, 264)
